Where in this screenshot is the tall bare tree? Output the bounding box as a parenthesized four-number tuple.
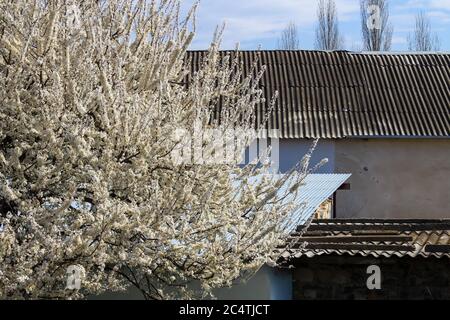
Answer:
(278, 21, 300, 50)
(360, 0, 393, 51)
(315, 0, 344, 50)
(408, 11, 441, 51)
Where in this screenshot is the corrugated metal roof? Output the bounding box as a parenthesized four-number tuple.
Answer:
(281, 174, 351, 233)
(278, 219, 450, 262)
(187, 50, 450, 138)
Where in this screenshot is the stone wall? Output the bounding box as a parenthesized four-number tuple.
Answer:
(293, 255, 450, 300)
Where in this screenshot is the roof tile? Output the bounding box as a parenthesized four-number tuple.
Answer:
(278, 219, 450, 262)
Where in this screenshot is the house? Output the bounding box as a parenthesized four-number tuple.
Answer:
(96, 50, 449, 300)
(189, 50, 450, 219)
(187, 50, 450, 300)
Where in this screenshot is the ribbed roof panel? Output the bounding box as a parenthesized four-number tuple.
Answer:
(187, 50, 450, 138)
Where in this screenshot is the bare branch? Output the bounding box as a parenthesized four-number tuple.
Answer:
(315, 0, 344, 50)
(278, 21, 300, 50)
(360, 0, 393, 51)
(407, 11, 441, 52)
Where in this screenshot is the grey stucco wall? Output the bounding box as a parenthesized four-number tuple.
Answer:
(90, 266, 292, 300)
(212, 267, 272, 300)
(213, 266, 292, 300)
(335, 139, 450, 219)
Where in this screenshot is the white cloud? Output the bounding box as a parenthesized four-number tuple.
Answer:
(392, 36, 408, 45)
(185, 0, 359, 49)
(427, 11, 450, 23)
(183, 0, 449, 50)
(430, 0, 450, 10)
(395, 0, 450, 10)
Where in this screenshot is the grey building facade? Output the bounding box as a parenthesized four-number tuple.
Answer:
(277, 138, 450, 219)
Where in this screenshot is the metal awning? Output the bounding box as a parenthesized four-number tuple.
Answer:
(282, 174, 351, 233)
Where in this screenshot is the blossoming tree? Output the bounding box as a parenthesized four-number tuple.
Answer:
(0, 0, 322, 299)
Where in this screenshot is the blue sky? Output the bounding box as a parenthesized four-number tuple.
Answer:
(182, 0, 450, 51)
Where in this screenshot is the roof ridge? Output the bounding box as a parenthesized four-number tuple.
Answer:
(187, 49, 450, 55)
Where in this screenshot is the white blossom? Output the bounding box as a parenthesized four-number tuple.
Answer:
(0, 0, 321, 300)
